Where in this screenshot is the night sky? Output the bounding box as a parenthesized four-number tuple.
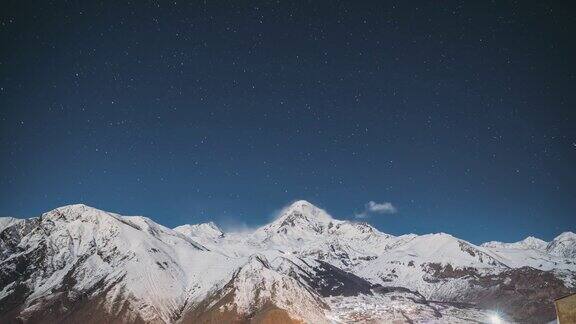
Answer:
(1, 1, 575, 244)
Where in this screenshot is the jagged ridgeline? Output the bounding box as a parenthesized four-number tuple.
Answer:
(0, 201, 574, 323)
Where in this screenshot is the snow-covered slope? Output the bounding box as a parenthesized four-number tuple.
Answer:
(354, 232, 510, 300)
(1, 201, 574, 324)
(182, 254, 330, 324)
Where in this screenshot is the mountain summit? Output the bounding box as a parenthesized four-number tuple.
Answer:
(256, 200, 334, 236)
(174, 221, 224, 243)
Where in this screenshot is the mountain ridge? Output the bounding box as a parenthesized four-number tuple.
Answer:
(0, 201, 574, 323)
(2, 201, 572, 246)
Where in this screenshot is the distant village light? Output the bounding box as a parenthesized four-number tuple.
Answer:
(489, 313, 502, 324)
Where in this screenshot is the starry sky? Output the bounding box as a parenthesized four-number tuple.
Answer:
(1, 1, 575, 244)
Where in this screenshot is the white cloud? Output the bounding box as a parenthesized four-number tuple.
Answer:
(367, 201, 397, 214)
(355, 201, 397, 218)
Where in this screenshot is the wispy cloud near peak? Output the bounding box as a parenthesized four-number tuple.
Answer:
(355, 201, 397, 218)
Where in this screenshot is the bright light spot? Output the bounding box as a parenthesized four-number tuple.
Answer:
(489, 313, 502, 324)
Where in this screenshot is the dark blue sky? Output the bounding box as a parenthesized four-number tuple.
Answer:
(1, 1, 575, 244)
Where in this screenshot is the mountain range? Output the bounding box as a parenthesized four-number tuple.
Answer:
(0, 200, 574, 323)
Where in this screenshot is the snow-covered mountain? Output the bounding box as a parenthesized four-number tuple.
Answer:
(547, 231, 576, 259)
(248, 201, 394, 269)
(0, 205, 240, 323)
(1, 201, 574, 323)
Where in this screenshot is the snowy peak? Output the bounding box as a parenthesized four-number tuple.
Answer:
(265, 200, 334, 232)
(174, 222, 224, 241)
(553, 231, 576, 240)
(0, 203, 224, 323)
(481, 232, 576, 259)
(547, 231, 576, 258)
(250, 200, 338, 248)
(515, 236, 547, 249)
(41, 204, 123, 226)
(482, 236, 548, 250)
(277, 200, 334, 224)
(246, 202, 397, 268)
(383, 232, 507, 267)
